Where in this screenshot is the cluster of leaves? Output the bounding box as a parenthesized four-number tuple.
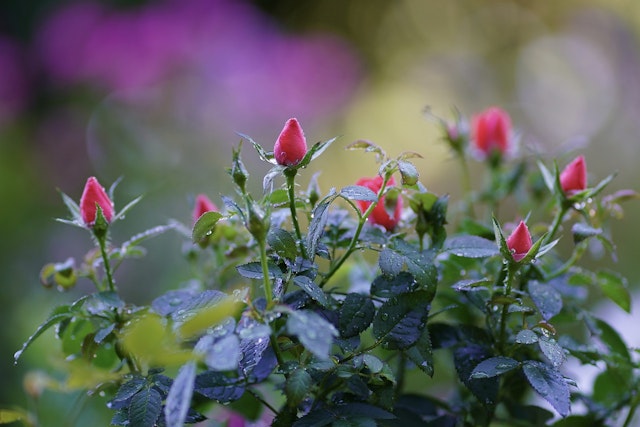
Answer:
(7, 116, 640, 427)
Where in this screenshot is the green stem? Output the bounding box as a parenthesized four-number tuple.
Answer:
(544, 205, 568, 246)
(97, 234, 115, 292)
(498, 264, 517, 353)
(545, 242, 587, 280)
(319, 177, 389, 288)
(285, 168, 307, 259)
(258, 239, 273, 305)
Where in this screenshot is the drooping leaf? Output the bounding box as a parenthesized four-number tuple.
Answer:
(372, 291, 431, 349)
(164, 361, 196, 427)
(14, 305, 72, 363)
(523, 361, 570, 417)
(307, 191, 337, 258)
(469, 356, 520, 379)
(528, 281, 563, 321)
(398, 160, 419, 186)
(129, 387, 162, 427)
(287, 310, 338, 360)
(442, 235, 500, 258)
(338, 293, 375, 338)
(571, 223, 602, 244)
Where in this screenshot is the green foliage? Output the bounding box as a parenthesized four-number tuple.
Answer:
(11, 113, 640, 427)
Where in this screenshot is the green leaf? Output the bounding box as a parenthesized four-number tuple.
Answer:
(588, 317, 631, 363)
(110, 376, 147, 409)
(112, 195, 143, 222)
(0, 408, 29, 424)
(469, 356, 520, 379)
(523, 361, 570, 417)
(528, 281, 563, 320)
(129, 387, 162, 427)
(442, 235, 499, 258)
(374, 272, 420, 297)
(237, 132, 274, 163)
(340, 185, 378, 202)
(597, 270, 631, 313)
(285, 367, 313, 405)
(515, 329, 539, 345)
(345, 139, 387, 161)
(491, 216, 511, 260)
(194, 371, 245, 403)
(538, 336, 566, 367)
(404, 326, 434, 376)
(571, 223, 602, 244)
(372, 290, 431, 349)
(298, 136, 338, 168)
(397, 160, 419, 186)
(362, 354, 384, 374)
(202, 334, 241, 371)
(14, 305, 72, 363)
(306, 191, 337, 258)
(537, 161, 556, 193)
(268, 228, 298, 260)
(293, 276, 329, 307)
(381, 239, 437, 295)
(287, 310, 338, 360)
(192, 211, 224, 243)
(165, 361, 196, 427)
(338, 293, 375, 338)
(236, 261, 283, 280)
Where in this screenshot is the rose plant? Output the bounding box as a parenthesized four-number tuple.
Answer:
(5, 110, 640, 427)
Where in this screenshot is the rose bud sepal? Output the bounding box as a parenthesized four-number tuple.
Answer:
(492, 217, 555, 265)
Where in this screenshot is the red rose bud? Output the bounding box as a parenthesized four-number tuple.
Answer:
(560, 155, 587, 195)
(506, 221, 532, 262)
(193, 194, 218, 223)
(356, 175, 402, 231)
(274, 118, 307, 166)
(80, 176, 114, 226)
(472, 107, 511, 157)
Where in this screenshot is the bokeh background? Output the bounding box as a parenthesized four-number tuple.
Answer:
(2, 0, 640, 424)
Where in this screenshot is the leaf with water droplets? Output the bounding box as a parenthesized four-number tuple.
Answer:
(528, 281, 563, 320)
(293, 276, 329, 307)
(443, 235, 500, 258)
(538, 336, 566, 367)
(287, 310, 338, 360)
(202, 334, 241, 371)
(597, 270, 631, 313)
(340, 185, 378, 202)
(129, 387, 162, 427)
(192, 211, 223, 243)
(14, 305, 72, 363)
(523, 360, 570, 417)
(469, 356, 520, 379)
(285, 367, 313, 406)
(338, 293, 375, 338)
(515, 329, 539, 345)
(372, 290, 431, 350)
(164, 361, 196, 427)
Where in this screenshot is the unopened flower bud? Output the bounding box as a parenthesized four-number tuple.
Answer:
(274, 118, 307, 166)
(506, 221, 532, 262)
(356, 175, 402, 231)
(192, 194, 218, 224)
(80, 177, 114, 227)
(559, 155, 587, 195)
(472, 107, 511, 159)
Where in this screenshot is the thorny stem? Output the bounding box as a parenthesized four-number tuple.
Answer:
(285, 168, 307, 259)
(319, 176, 391, 288)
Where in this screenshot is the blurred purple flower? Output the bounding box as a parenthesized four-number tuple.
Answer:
(0, 36, 29, 124)
(35, 0, 362, 123)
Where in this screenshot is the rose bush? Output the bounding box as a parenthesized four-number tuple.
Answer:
(6, 111, 640, 427)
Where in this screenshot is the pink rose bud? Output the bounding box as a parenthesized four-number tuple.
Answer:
(506, 221, 532, 262)
(192, 194, 218, 223)
(472, 107, 511, 157)
(356, 175, 402, 231)
(559, 155, 587, 195)
(80, 176, 114, 226)
(274, 118, 307, 166)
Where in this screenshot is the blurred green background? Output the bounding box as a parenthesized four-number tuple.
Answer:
(2, 0, 640, 424)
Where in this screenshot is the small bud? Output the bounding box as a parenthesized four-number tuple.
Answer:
(506, 221, 532, 262)
(471, 107, 511, 159)
(229, 145, 249, 192)
(356, 175, 402, 231)
(80, 177, 114, 227)
(192, 194, 218, 224)
(246, 201, 270, 241)
(274, 118, 307, 166)
(560, 155, 587, 195)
